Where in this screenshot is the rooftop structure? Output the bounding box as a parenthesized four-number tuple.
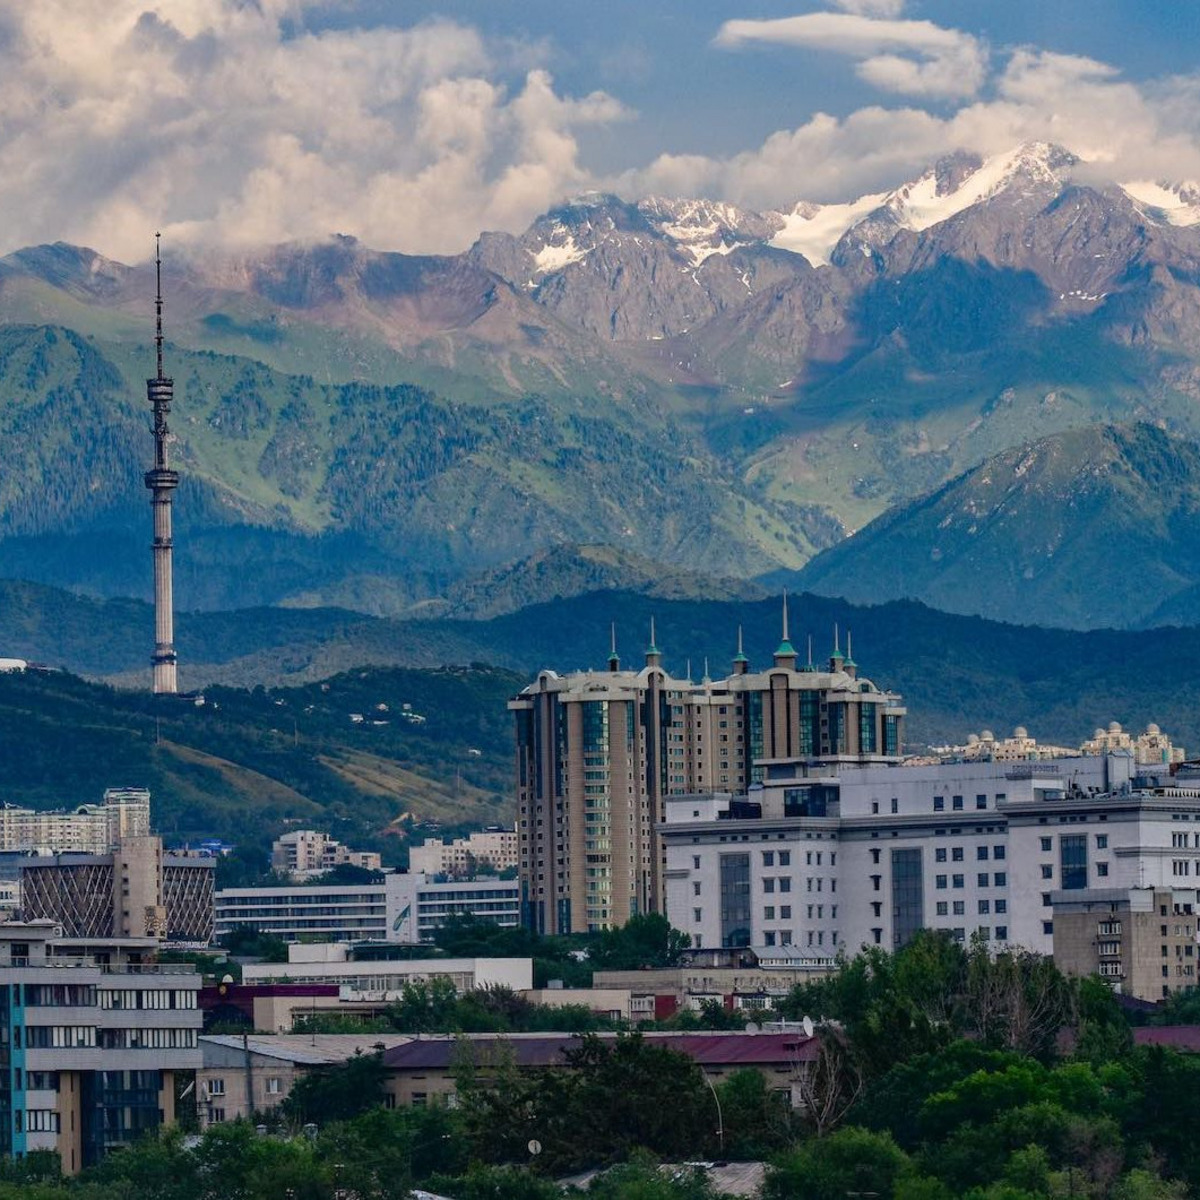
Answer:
(928, 722, 1186, 766)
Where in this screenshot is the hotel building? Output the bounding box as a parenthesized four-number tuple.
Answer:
(510, 613, 905, 934)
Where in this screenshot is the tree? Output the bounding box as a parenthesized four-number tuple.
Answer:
(589, 914, 690, 972)
(763, 1126, 912, 1200)
(795, 1028, 864, 1138)
(281, 1050, 387, 1125)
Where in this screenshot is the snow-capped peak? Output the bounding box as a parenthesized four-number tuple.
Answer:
(638, 197, 778, 266)
(769, 141, 1078, 265)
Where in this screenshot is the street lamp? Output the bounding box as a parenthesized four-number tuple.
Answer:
(703, 1073, 724, 1156)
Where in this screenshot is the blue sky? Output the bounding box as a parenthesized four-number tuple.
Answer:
(1, 0, 1198, 258)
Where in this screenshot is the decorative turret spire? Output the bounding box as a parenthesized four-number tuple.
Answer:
(733, 625, 749, 674)
(806, 634, 814, 671)
(844, 630, 857, 679)
(829, 622, 844, 672)
(645, 617, 661, 667)
(774, 591, 797, 667)
(608, 622, 620, 672)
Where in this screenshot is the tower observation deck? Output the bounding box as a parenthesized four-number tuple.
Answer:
(144, 235, 178, 694)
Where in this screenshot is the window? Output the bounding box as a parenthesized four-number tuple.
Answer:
(936, 875, 947, 889)
(978, 900, 991, 915)
(1060, 834, 1088, 890)
(208, 1079, 226, 1097)
(693, 881, 701, 896)
(952, 874, 964, 889)
(953, 901, 965, 915)
(977, 846, 989, 861)
(936, 901, 948, 916)
(1040, 837, 1053, 852)
(764, 931, 776, 947)
(209, 1108, 226, 1124)
(1041, 864, 1054, 879)
(764, 906, 775, 920)
(692, 856, 701, 870)
(762, 851, 775, 867)
(266, 1078, 282, 1095)
(780, 906, 791, 919)
(936, 848, 947, 863)
(996, 899, 1007, 914)
(978, 873, 989, 887)
(693, 908, 702, 923)
(952, 847, 964, 862)
(779, 851, 791, 867)
(891, 798, 899, 814)
(993, 845, 1006, 860)
(1043, 921, 1053, 936)
(1097, 863, 1109, 877)
(996, 926, 1008, 940)
(952, 795, 964, 811)
(1096, 835, 1108, 850)
(976, 795, 987, 810)
(1042, 892, 1052, 907)
(763, 878, 775, 893)
(994, 872, 1007, 887)
(934, 796, 945, 812)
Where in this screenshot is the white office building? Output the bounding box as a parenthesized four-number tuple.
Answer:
(658, 752, 1197, 958)
(215, 872, 520, 944)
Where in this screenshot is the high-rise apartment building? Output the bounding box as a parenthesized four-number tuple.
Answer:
(510, 613, 905, 934)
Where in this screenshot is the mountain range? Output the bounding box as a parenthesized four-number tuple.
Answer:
(5, 142, 1200, 626)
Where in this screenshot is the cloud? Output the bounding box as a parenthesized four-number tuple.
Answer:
(831, 0, 907, 17)
(715, 13, 986, 100)
(620, 47, 1200, 211)
(0, 1, 628, 260)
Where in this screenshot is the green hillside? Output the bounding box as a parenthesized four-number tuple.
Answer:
(4, 579, 1200, 756)
(0, 665, 521, 863)
(794, 423, 1200, 629)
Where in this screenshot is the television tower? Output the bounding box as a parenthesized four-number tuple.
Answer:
(144, 234, 178, 694)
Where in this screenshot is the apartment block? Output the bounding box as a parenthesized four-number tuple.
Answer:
(0, 788, 149, 856)
(270, 830, 382, 880)
(409, 828, 518, 877)
(511, 618, 905, 935)
(0, 921, 201, 1173)
(1053, 887, 1200, 1001)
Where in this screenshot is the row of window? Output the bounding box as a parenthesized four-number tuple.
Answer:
(935, 873, 1009, 889)
(935, 899, 1008, 916)
(932, 794, 1006, 812)
(935, 845, 1006, 863)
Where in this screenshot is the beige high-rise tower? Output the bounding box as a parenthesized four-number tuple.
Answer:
(144, 235, 178, 694)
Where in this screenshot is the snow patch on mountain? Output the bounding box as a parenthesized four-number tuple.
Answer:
(531, 232, 590, 274)
(1121, 180, 1200, 227)
(770, 193, 888, 266)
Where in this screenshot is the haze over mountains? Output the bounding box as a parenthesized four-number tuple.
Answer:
(5, 142, 1200, 628)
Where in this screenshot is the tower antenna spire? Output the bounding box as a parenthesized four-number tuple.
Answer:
(145, 234, 179, 694)
(782, 590, 790, 642)
(155, 232, 164, 381)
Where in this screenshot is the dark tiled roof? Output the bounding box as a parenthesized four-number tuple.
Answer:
(383, 1032, 816, 1071)
(1134, 1026, 1200, 1051)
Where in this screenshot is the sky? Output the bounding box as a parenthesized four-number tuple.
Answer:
(2, 0, 1199, 260)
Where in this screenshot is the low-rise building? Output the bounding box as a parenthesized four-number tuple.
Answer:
(381, 1030, 819, 1108)
(388, 873, 520, 943)
(0, 921, 202, 1173)
(198, 1034, 413, 1126)
(0, 788, 150, 856)
(270, 830, 382, 880)
(409, 829, 518, 877)
(240, 942, 533, 998)
(1053, 887, 1200, 1001)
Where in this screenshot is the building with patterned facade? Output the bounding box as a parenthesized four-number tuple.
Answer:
(19, 839, 214, 944)
(510, 611, 906, 935)
(0, 920, 201, 1174)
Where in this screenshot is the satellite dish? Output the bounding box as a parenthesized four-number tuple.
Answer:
(528, 1140, 542, 1157)
(744, 1022, 761, 1034)
(802, 1016, 815, 1038)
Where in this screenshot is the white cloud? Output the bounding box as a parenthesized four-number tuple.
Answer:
(831, 0, 906, 15)
(0, 1, 628, 260)
(715, 13, 987, 100)
(620, 46, 1200, 212)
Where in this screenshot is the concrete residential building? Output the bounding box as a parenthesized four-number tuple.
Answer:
(215, 872, 518, 945)
(657, 752, 1179, 959)
(0, 921, 201, 1173)
(0, 788, 150, 856)
(270, 830, 381, 880)
(1053, 887, 1200, 1001)
(240, 942, 533, 997)
(511, 613, 905, 936)
(409, 828, 518, 877)
(198, 1034, 413, 1126)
